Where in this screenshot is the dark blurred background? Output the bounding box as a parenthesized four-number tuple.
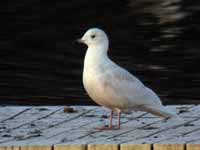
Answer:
(0, 0, 200, 105)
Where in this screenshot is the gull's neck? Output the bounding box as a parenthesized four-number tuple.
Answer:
(84, 42, 109, 68)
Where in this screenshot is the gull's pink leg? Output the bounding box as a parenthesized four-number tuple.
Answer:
(108, 110, 113, 128)
(96, 110, 113, 130)
(117, 111, 121, 129)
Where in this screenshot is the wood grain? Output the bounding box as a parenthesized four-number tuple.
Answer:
(154, 144, 185, 150)
(20, 145, 52, 150)
(0, 144, 200, 150)
(187, 144, 200, 150)
(54, 145, 86, 150)
(87, 144, 119, 150)
(121, 144, 151, 150)
(0, 146, 20, 150)
(0, 106, 199, 145)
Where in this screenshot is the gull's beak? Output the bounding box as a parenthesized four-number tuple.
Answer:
(76, 38, 85, 44)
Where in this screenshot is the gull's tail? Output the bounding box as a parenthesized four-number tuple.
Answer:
(143, 105, 184, 123)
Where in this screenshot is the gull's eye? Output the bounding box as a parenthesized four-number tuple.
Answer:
(91, 34, 96, 39)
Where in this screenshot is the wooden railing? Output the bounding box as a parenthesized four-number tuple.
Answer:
(0, 144, 199, 150)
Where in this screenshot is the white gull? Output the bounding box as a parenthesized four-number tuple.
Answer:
(78, 28, 180, 130)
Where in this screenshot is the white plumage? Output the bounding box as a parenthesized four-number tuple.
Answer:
(78, 28, 180, 129)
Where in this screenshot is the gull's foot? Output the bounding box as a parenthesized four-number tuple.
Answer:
(95, 125, 119, 130)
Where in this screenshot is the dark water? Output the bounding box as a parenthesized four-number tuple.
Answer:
(0, 0, 200, 105)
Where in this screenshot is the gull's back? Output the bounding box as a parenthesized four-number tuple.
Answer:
(99, 57, 162, 107)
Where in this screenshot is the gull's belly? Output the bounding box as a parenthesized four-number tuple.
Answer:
(83, 75, 109, 106)
(83, 73, 129, 109)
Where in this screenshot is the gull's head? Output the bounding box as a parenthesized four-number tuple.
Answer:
(78, 28, 109, 49)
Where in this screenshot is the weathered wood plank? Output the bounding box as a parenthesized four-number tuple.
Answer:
(0, 144, 200, 150)
(0, 107, 31, 122)
(20, 145, 52, 150)
(127, 117, 195, 143)
(60, 112, 152, 144)
(0, 107, 60, 130)
(54, 145, 86, 150)
(153, 118, 200, 143)
(140, 105, 200, 143)
(0, 107, 62, 144)
(113, 106, 198, 143)
(121, 144, 151, 150)
(0, 106, 199, 145)
(187, 144, 200, 150)
(0, 146, 20, 150)
(0, 106, 98, 146)
(154, 144, 185, 150)
(35, 107, 102, 145)
(87, 144, 119, 150)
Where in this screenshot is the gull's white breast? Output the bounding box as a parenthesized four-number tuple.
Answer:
(83, 61, 122, 109)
